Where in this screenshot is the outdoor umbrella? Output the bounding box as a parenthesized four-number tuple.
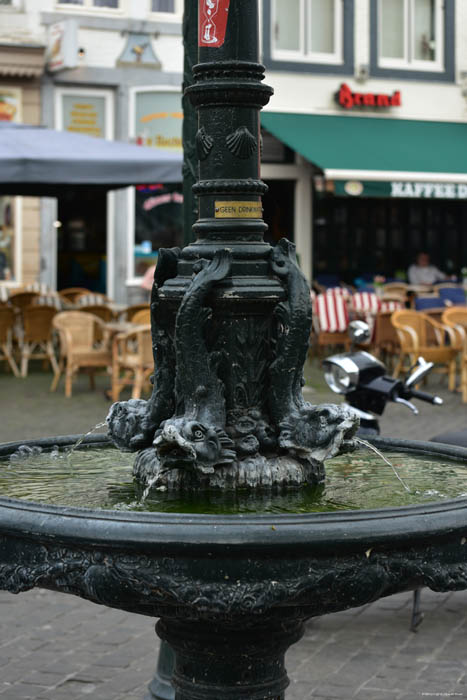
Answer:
(0, 122, 182, 196)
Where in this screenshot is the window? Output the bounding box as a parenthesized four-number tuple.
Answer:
(379, 0, 443, 70)
(0, 197, 17, 283)
(129, 89, 183, 280)
(272, 0, 342, 63)
(57, 0, 119, 9)
(151, 0, 174, 11)
(150, 0, 182, 16)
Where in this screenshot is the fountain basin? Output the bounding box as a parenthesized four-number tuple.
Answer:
(1, 435, 467, 699)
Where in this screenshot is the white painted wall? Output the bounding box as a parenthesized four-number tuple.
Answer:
(263, 0, 467, 125)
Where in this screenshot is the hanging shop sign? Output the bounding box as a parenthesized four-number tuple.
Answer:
(199, 0, 230, 47)
(47, 20, 78, 73)
(331, 180, 467, 199)
(336, 83, 401, 110)
(134, 91, 182, 151)
(0, 87, 21, 122)
(61, 94, 107, 138)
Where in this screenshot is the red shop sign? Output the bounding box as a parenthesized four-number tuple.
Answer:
(199, 0, 231, 48)
(336, 83, 401, 109)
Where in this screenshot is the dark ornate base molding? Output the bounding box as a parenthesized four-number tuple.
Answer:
(134, 450, 325, 491)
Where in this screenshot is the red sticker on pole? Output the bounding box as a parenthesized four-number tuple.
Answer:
(199, 0, 230, 48)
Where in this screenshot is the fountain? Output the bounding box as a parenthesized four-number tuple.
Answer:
(1, 2, 467, 699)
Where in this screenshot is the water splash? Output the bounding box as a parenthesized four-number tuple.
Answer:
(141, 475, 167, 502)
(354, 437, 411, 493)
(9, 445, 42, 464)
(67, 422, 107, 461)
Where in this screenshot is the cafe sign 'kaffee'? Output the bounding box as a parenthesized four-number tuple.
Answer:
(336, 83, 401, 110)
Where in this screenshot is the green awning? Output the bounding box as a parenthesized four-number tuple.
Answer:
(260, 112, 467, 180)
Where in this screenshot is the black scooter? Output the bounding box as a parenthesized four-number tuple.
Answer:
(323, 321, 443, 437)
(322, 321, 444, 631)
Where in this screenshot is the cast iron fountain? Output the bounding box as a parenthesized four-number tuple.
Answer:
(1, 2, 467, 699)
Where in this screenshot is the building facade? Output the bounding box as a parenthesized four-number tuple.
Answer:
(1, 0, 467, 297)
(0, 0, 184, 302)
(0, 7, 45, 290)
(260, 0, 467, 284)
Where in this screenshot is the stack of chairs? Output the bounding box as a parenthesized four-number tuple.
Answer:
(312, 289, 351, 356)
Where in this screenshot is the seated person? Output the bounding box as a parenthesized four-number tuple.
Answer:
(407, 252, 448, 286)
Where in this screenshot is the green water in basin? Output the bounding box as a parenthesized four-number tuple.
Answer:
(1, 445, 467, 514)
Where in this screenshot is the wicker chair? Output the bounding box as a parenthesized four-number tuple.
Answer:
(9, 291, 40, 312)
(441, 307, 467, 402)
(0, 306, 19, 377)
(111, 324, 153, 401)
(125, 304, 151, 322)
(58, 287, 93, 304)
(75, 292, 111, 306)
(391, 310, 458, 389)
(51, 311, 112, 398)
(130, 308, 151, 325)
(78, 304, 114, 323)
(20, 305, 59, 378)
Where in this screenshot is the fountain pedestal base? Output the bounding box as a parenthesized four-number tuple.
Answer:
(156, 618, 305, 700)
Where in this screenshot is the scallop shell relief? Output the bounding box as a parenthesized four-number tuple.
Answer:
(226, 126, 257, 159)
(196, 127, 214, 161)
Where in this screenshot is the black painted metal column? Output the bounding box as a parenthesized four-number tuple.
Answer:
(157, 618, 304, 700)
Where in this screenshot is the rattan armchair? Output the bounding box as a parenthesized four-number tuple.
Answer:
(130, 308, 151, 325)
(125, 304, 151, 323)
(0, 306, 19, 377)
(20, 305, 59, 378)
(441, 307, 467, 402)
(111, 324, 153, 401)
(51, 311, 112, 398)
(58, 287, 93, 304)
(391, 310, 458, 389)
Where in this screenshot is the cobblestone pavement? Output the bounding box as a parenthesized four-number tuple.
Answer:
(1, 366, 467, 699)
(1, 361, 466, 444)
(1, 588, 467, 699)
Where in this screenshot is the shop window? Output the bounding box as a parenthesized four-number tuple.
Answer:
(0, 197, 16, 283)
(134, 184, 183, 279)
(271, 0, 343, 64)
(129, 89, 183, 280)
(371, 0, 453, 80)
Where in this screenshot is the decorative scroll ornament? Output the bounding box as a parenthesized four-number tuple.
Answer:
(269, 239, 359, 461)
(226, 127, 257, 159)
(196, 126, 214, 161)
(199, 0, 231, 48)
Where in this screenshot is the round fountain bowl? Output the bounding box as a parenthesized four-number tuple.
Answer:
(1, 435, 467, 699)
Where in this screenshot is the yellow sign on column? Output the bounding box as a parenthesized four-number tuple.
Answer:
(214, 201, 263, 218)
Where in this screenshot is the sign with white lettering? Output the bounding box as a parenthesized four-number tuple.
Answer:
(331, 180, 467, 200)
(199, 0, 230, 47)
(390, 182, 467, 199)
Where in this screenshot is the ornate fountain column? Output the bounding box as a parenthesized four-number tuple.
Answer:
(108, 0, 357, 489)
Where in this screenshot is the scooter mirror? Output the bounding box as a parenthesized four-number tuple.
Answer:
(405, 357, 435, 388)
(348, 320, 371, 345)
